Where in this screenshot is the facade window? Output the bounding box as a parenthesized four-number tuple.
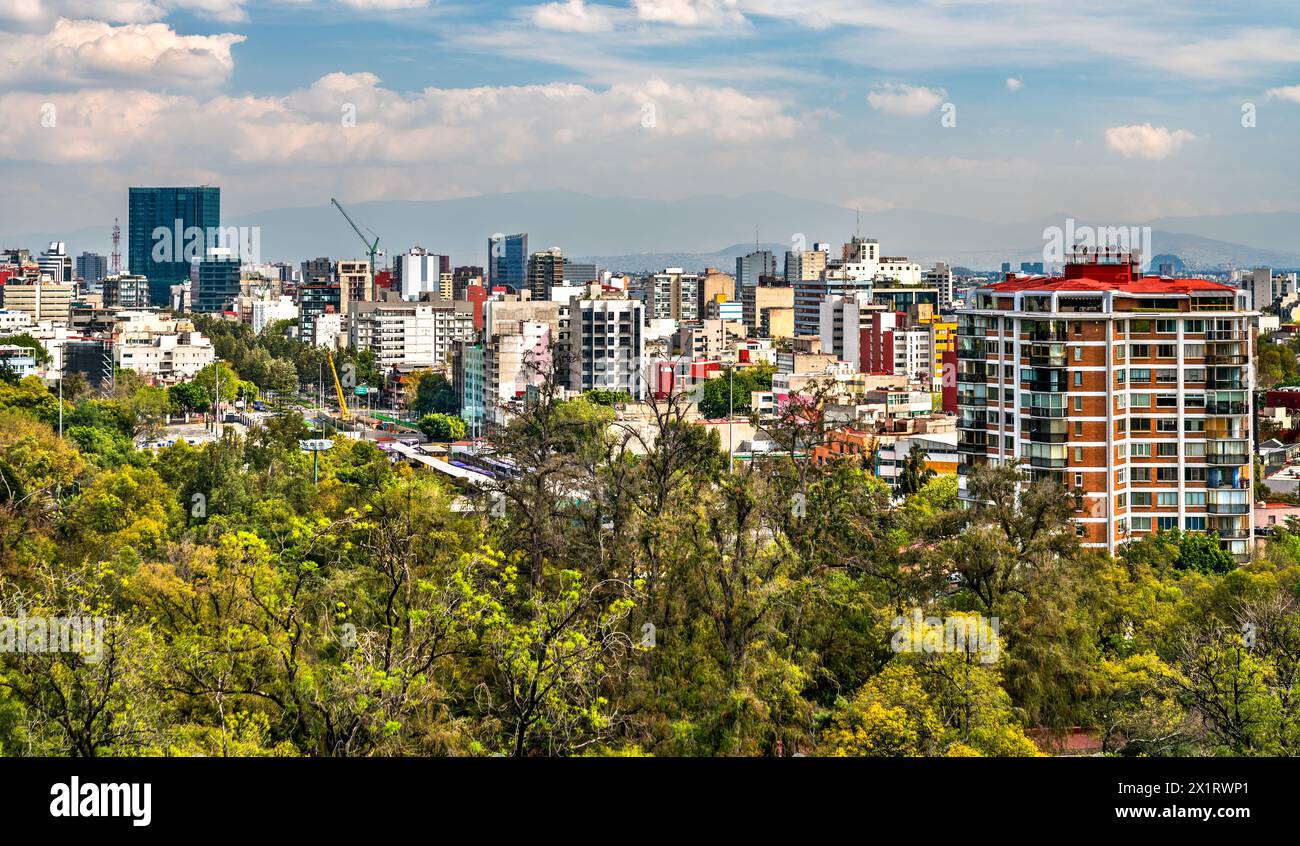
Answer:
(1131, 443, 1151, 457)
(1185, 517, 1206, 531)
(1156, 442, 1178, 457)
(1157, 516, 1178, 531)
(1130, 368, 1151, 383)
(1186, 492, 1206, 506)
(1157, 493, 1177, 506)
(1156, 319, 1178, 333)
(1132, 492, 1152, 506)
(1131, 517, 1152, 532)
(1184, 320, 1204, 333)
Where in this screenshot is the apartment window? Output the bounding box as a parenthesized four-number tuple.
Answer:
(1116, 394, 1127, 410)
(1157, 516, 1178, 531)
(1157, 369, 1178, 383)
(1115, 345, 1126, 361)
(1186, 492, 1206, 506)
(1074, 473, 1083, 488)
(1157, 492, 1177, 507)
(1132, 467, 1151, 482)
(1184, 319, 1205, 333)
(1074, 371, 1082, 386)
(1156, 442, 1178, 457)
(1184, 344, 1205, 358)
(1073, 396, 1083, 412)
(1186, 442, 1206, 457)
(1074, 421, 1083, 437)
(1072, 321, 1083, 335)
(1074, 346, 1082, 361)
(1186, 467, 1207, 482)
(1185, 516, 1206, 531)
(1158, 344, 1177, 358)
(1130, 368, 1151, 383)
(1131, 443, 1151, 457)
(1117, 517, 1129, 534)
(1156, 394, 1178, 408)
(1116, 369, 1126, 384)
(1132, 492, 1152, 506)
(1130, 393, 1151, 408)
(1157, 468, 1178, 482)
(1117, 493, 1128, 508)
(1116, 419, 1127, 434)
(1185, 368, 1206, 383)
(1156, 319, 1178, 333)
(1132, 320, 1151, 333)
(1131, 517, 1152, 532)
(1186, 393, 1205, 408)
(1074, 447, 1083, 463)
(1156, 418, 1178, 432)
(1116, 468, 1128, 485)
(1131, 344, 1149, 357)
(1131, 418, 1152, 432)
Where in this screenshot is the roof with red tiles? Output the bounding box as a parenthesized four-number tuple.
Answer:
(982, 261, 1236, 295)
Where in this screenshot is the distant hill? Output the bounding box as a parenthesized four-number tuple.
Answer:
(5, 189, 1300, 272)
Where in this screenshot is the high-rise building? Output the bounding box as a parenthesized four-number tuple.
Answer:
(337, 259, 374, 303)
(38, 241, 72, 283)
(394, 248, 448, 300)
(193, 249, 242, 313)
(742, 281, 794, 337)
(571, 298, 646, 399)
(527, 248, 565, 302)
(76, 252, 108, 289)
(735, 250, 777, 297)
(301, 257, 332, 285)
(647, 267, 700, 321)
(924, 262, 956, 312)
(563, 260, 600, 286)
(348, 293, 475, 370)
(128, 186, 221, 305)
(102, 274, 151, 309)
(488, 233, 528, 290)
(784, 248, 827, 283)
(956, 252, 1256, 560)
(1248, 268, 1273, 311)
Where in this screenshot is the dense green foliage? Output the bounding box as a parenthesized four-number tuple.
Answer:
(0, 348, 1297, 757)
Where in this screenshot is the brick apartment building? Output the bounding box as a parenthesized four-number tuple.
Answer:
(956, 251, 1256, 559)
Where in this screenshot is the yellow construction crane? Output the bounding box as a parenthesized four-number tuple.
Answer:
(326, 350, 353, 422)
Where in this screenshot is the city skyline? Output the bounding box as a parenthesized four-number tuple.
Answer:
(4, 1, 1300, 240)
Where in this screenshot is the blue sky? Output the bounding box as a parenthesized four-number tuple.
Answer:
(3, 0, 1300, 235)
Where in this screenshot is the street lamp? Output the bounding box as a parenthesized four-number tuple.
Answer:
(299, 438, 334, 484)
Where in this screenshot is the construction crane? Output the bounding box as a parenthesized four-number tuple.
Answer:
(330, 197, 381, 279)
(325, 350, 353, 423)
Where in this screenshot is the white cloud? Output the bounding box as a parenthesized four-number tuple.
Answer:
(866, 83, 945, 116)
(533, 0, 614, 33)
(1104, 123, 1195, 160)
(1267, 84, 1300, 104)
(0, 19, 244, 88)
(632, 0, 743, 28)
(1005, 77, 1022, 91)
(0, 0, 248, 27)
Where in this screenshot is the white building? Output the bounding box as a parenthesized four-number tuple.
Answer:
(252, 295, 299, 334)
(348, 295, 475, 370)
(396, 248, 447, 301)
(570, 298, 646, 399)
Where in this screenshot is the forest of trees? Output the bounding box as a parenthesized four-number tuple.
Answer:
(0, 337, 1298, 757)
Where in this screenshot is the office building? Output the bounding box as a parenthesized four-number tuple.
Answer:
(488, 233, 528, 290)
(76, 252, 108, 289)
(527, 248, 565, 302)
(571, 298, 646, 399)
(735, 250, 777, 297)
(128, 186, 221, 305)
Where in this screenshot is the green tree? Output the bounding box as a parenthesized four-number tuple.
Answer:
(417, 413, 466, 442)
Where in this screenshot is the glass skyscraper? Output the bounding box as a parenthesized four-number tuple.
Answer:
(487, 233, 527, 291)
(128, 186, 221, 305)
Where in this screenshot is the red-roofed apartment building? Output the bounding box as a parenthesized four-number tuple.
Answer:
(956, 249, 1256, 560)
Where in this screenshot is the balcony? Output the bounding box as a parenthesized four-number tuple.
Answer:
(1207, 502, 1250, 515)
(1205, 329, 1247, 341)
(1021, 404, 1068, 419)
(1205, 402, 1247, 415)
(1206, 453, 1249, 466)
(1026, 455, 1068, 469)
(957, 412, 988, 429)
(1022, 420, 1069, 443)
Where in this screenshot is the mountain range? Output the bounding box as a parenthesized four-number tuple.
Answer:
(6, 190, 1300, 273)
